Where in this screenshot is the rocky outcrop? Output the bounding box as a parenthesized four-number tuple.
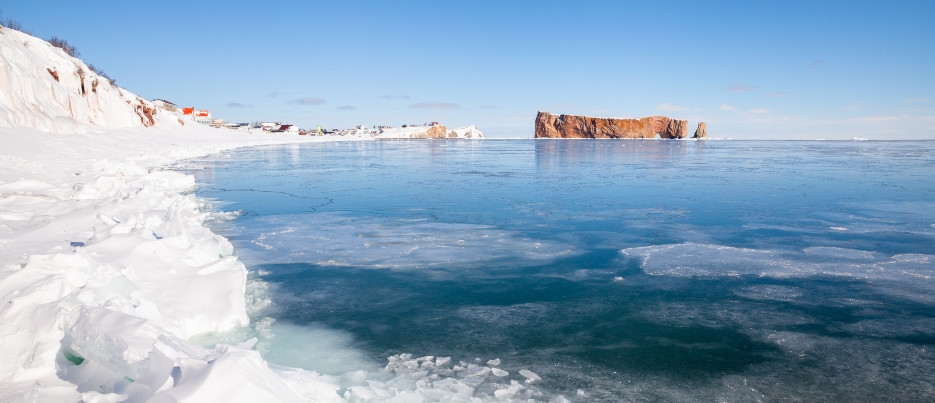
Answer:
(693, 122, 707, 138)
(422, 125, 448, 139)
(373, 124, 485, 139)
(535, 111, 690, 139)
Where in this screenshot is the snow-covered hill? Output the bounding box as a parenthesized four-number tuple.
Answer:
(0, 28, 156, 133)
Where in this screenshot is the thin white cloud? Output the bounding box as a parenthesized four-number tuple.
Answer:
(766, 91, 785, 97)
(847, 115, 903, 123)
(289, 97, 327, 106)
(337, 105, 357, 110)
(746, 108, 770, 114)
(226, 102, 253, 108)
(410, 102, 460, 110)
(720, 104, 737, 111)
(905, 97, 932, 104)
(379, 95, 411, 100)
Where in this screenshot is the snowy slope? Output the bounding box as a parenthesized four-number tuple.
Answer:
(0, 28, 155, 133)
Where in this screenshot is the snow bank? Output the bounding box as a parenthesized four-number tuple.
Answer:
(0, 123, 352, 402)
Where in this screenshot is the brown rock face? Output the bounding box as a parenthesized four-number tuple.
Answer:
(535, 111, 689, 139)
(693, 122, 708, 138)
(407, 125, 449, 139)
(131, 99, 156, 127)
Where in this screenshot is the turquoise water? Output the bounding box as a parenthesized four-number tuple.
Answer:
(184, 140, 935, 401)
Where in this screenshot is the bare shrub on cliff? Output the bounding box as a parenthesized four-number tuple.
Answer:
(87, 64, 117, 87)
(1, 19, 20, 31)
(49, 36, 80, 57)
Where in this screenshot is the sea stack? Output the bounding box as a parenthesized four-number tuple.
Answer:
(693, 122, 708, 138)
(534, 111, 689, 139)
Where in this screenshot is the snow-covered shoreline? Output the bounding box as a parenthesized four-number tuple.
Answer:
(0, 123, 361, 402)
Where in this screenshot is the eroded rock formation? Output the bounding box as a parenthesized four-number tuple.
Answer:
(693, 122, 707, 138)
(409, 125, 448, 139)
(535, 111, 690, 139)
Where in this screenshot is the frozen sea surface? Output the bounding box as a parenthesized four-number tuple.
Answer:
(182, 140, 935, 401)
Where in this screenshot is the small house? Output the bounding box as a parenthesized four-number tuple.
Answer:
(152, 99, 176, 111)
(195, 110, 212, 125)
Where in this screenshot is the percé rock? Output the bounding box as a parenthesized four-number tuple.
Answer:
(693, 122, 708, 138)
(535, 111, 689, 139)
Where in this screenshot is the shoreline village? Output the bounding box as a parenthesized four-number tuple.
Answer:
(152, 99, 485, 139)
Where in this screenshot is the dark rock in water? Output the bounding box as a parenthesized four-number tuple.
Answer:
(534, 111, 689, 139)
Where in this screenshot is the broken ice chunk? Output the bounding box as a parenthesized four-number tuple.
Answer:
(519, 369, 541, 383)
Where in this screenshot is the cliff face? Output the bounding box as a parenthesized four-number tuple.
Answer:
(535, 111, 689, 139)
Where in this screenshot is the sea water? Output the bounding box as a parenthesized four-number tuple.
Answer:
(181, 140, 935, 401)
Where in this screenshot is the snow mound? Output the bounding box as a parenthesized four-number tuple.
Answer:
(0, 28, 156, 133)
(451, 125, 485, 139)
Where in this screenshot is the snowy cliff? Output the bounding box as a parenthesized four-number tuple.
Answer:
(0, 28, 156, 133)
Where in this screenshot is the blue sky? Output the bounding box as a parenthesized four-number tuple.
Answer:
(4, 1, 934, 138)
